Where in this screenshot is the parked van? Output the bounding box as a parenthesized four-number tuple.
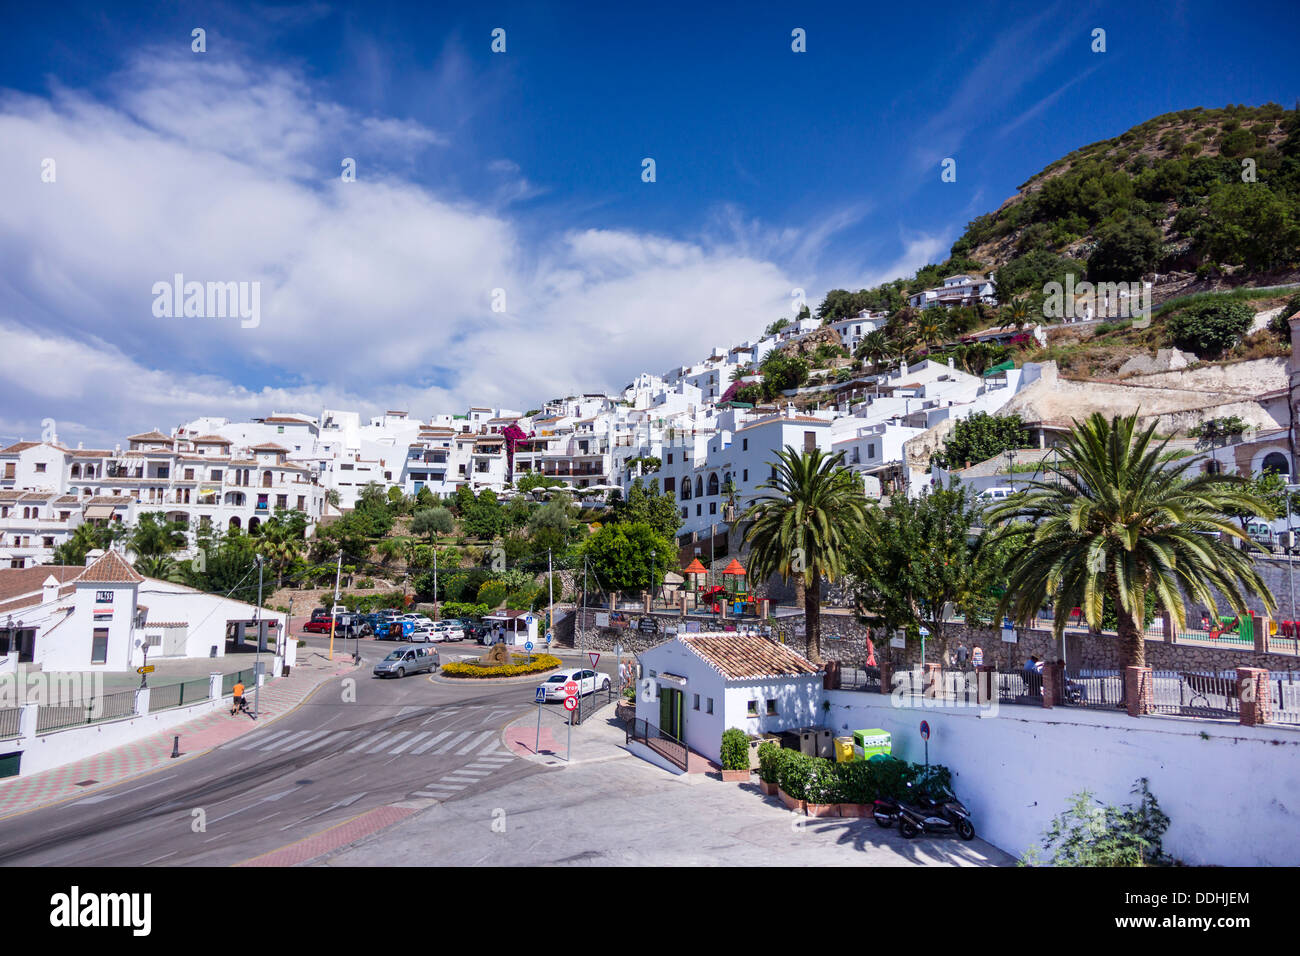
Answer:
(979, 487, 1015, 502)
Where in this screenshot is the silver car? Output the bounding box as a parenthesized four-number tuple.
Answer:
(373, 645, 438, 679)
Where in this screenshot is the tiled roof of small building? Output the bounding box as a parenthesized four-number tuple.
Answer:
(679, 635, 819, 680)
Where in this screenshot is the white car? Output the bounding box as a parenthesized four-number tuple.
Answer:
(408, 624, 435, 643)
(536, 668, 609, 701)
(430, 621, 464, 642)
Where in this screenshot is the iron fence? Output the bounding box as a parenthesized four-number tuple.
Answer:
(222, 669, 255, 695)
(1269, 673, 1300, 726)
(1150, 670, 1240, 719)
(35, 689, 139, 734)
(1060, 669, 1126, 710)
(626, 717, 689, 771)
(0, 708, 19, 738)
(147, 678, 212, 713)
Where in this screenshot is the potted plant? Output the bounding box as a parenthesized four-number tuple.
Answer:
(720, 728, 751, 782)
(834, 760, 876, 818)
(756, 741, 781, 795)
(776, 750, 809, 813)
(804, 757, 841, 817)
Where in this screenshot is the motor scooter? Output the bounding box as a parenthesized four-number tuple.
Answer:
(874, 783, 974, 840)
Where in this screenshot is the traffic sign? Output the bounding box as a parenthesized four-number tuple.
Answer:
(588, 652, 600, 667)
(918, 626, 930, 638)
(535, 687, 546, 703)
(563, 680, 578, 696)
(136, 665, 155, 675)
(919, 720, 931, 741)
(545, 631, 553, 643)
(525, 641, 534, 652)
(563, 696, 578, 712)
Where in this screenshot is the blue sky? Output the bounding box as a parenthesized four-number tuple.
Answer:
(0, 0, 1295, 445)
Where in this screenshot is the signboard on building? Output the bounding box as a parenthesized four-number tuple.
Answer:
(595, 612, 609, 627)
(95, 590, 114, 604)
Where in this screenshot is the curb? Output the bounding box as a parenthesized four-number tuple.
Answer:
(0, 658, 362, 821)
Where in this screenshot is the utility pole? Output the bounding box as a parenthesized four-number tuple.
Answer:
(433, 546, 439, 620)
(254, 554, 263, 718)
(547, 547, 554, 646)
(328, 549, 342, 661)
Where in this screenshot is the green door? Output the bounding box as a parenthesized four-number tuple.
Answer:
(659, 688, 684, 739)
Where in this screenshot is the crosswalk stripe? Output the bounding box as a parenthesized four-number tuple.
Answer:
(458, 731, 496, 755)
(239, 729, 294, 750)
(388, 732, 431, 755)
(366, 731, 411, 753)
(349, 732, 394, 753)
(280, 729, 333, 752)
(301, 730, 351, 753)
(412, 791, 456, 799)
(434, 731, 471, 754)
(444, 769, 489, 777)
(411, 731, 453, 755)
(430, 782, 465, 790)
(265, 731, 311, 750)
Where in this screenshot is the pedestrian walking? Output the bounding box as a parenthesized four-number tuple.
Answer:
(230, 679, 246, 717)
(956, 641, 969, 667)
(618, 659, 629, 690)
(971, 644, 984, 668)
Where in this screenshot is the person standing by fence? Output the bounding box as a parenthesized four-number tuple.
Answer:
(972, 644, 983, 668)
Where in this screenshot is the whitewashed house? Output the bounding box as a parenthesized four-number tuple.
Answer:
(635, 634, 823, 765)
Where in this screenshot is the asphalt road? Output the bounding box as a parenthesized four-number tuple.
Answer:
(0, 638, 612, 866)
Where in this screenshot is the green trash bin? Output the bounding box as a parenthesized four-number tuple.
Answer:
(852, 729, 891, 760)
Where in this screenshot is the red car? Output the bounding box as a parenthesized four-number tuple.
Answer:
(302, 618, 339, 634)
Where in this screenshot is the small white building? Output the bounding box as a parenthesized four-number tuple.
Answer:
(635, 634, 823, 764)
(483, 610, 540, 646)
(0, 550, 284, 674)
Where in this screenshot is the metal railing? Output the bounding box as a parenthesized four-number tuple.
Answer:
(147, 677, 212, 713)
(1270, 675, 1300, 726)
(35, 689, 138, 734)
(222, 669, 255, 695)
(1059, 669, 1125, 710)
(626, 717, 689, 772)
(0, 708, 19, 738)
(1150, 670, 1240, 719)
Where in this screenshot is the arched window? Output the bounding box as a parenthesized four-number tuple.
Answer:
(228, 516, 241, 530)
(248, 516, 261, 533)
(70, 464, 81, 478)
(1261, 452, 1290, 477)
(695, 475, 704, 498)
(681, 480, 691, 501)
(707, 473, 719, 496)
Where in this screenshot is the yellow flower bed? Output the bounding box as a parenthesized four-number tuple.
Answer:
(440, 654, 563, 679)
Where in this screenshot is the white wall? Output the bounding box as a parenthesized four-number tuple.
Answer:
(823, 690, 1300, 866)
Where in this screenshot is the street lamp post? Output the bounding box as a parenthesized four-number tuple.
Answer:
(1005, 449, 1016, 491)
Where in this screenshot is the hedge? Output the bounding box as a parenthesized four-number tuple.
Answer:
(761, 746, 953, 805)
(720, 728, 750, 771)
(440, 653, 562, 679)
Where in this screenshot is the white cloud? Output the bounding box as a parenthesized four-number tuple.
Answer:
(0, 50, 799, 445)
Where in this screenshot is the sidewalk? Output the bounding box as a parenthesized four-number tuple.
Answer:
(504, 700, 632, 768)
(0, 650, 359, 819)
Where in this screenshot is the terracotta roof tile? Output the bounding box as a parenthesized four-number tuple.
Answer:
(76, 550, 144, 584)
(680, 635, 819, 680)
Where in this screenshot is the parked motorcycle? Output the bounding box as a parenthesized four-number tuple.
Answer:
(874, 783, 976, 841)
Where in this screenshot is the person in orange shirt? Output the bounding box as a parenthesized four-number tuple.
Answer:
(230, 680, 246, 717)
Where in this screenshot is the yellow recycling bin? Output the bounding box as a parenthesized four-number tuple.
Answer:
(834, 736, 855, 763)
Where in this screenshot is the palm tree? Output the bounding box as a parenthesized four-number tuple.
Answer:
(134, 553, 189, 583)
(741, 446, 868, 663)
(855, 329, 891, 371)
(983, 412, 1276, 674)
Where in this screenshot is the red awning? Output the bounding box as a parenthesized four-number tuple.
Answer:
(683, 558, 707, 574)
(722, 559, 747, 576)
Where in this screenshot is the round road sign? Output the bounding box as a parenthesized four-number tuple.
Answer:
(563, 696, 579, 712)
(920, 720, 931, 740)
(563, 680, 578, 696)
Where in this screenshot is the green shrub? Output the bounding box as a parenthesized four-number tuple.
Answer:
(1166, 300, 1253, 357)
(720, 728, 750, 771)
(805, 757, 843, 804)
(757, 741, 781, 784)
(1022, 778, 1171, 866)
(835, 761, 878, 804)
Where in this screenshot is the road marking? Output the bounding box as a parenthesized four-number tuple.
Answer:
(300, 730, 351, 753)
(142, 851, 177, 865)
(457, 731, 495, 754)
(236, 729, 295, 750)
(387, 732, 431, 754)
(70, 774, 178, 805)
(364, 731, 411, 753)
(434, 731, 471, 754)
(348, 732, 395, 753)
(427, 782, 465, 791)
(280, 792, 368, 831)
(263, 730, 311, 750)
(280, 729, 334, 752)
(486, 709, 513, 720)
(410, 731, 453, 754)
